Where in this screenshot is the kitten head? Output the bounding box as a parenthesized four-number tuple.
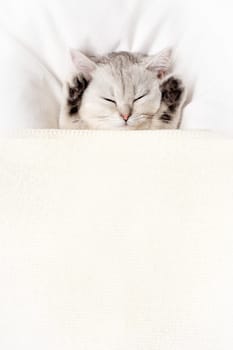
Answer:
(70, 49, 172, 130)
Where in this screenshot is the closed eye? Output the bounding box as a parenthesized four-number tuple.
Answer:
(133, 93, 148, 103)
(102, 97, 116, 104)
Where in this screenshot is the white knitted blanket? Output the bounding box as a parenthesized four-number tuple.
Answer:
(0, 130, 233, 349)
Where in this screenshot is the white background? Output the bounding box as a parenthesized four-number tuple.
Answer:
(0, 0, 233, 132)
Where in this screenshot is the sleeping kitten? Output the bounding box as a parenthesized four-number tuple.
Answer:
(59, 49, 186, 130)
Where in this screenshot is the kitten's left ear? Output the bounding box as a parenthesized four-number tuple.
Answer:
(144, 48, 172, 79)
(70, 49, 97, 80)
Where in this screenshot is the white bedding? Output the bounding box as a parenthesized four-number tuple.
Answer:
(0, 130, 233, 349)
(0, 0, 233, 132)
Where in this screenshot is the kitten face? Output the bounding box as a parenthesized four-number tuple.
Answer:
(60, 49, 186, 130)
(78, 61, 161, 130)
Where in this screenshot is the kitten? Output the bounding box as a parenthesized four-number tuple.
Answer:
(59, 49, 186, 130)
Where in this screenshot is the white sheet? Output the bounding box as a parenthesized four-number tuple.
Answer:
(0, 130, 233, 349)
(0, 0, 233, 132)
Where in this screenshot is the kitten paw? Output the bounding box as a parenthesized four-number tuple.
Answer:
(66, 75, 88, 116)
(160, 76, 185, 112)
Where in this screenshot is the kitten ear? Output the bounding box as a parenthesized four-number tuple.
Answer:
(145, 48, 172, 79)
(70, 49, 97, 79)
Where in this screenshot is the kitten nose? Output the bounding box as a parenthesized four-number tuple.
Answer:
(121, 114, 130, 121)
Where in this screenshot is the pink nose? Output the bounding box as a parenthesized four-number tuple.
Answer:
(121, 114, 130, 121)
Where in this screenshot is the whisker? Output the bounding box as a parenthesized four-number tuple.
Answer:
(132, 114, 154, 120)
(96, 116, 109, 120)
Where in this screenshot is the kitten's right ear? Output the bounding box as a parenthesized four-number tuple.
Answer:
(144, 48, 172, 79)
(70, 49, 97, 80)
